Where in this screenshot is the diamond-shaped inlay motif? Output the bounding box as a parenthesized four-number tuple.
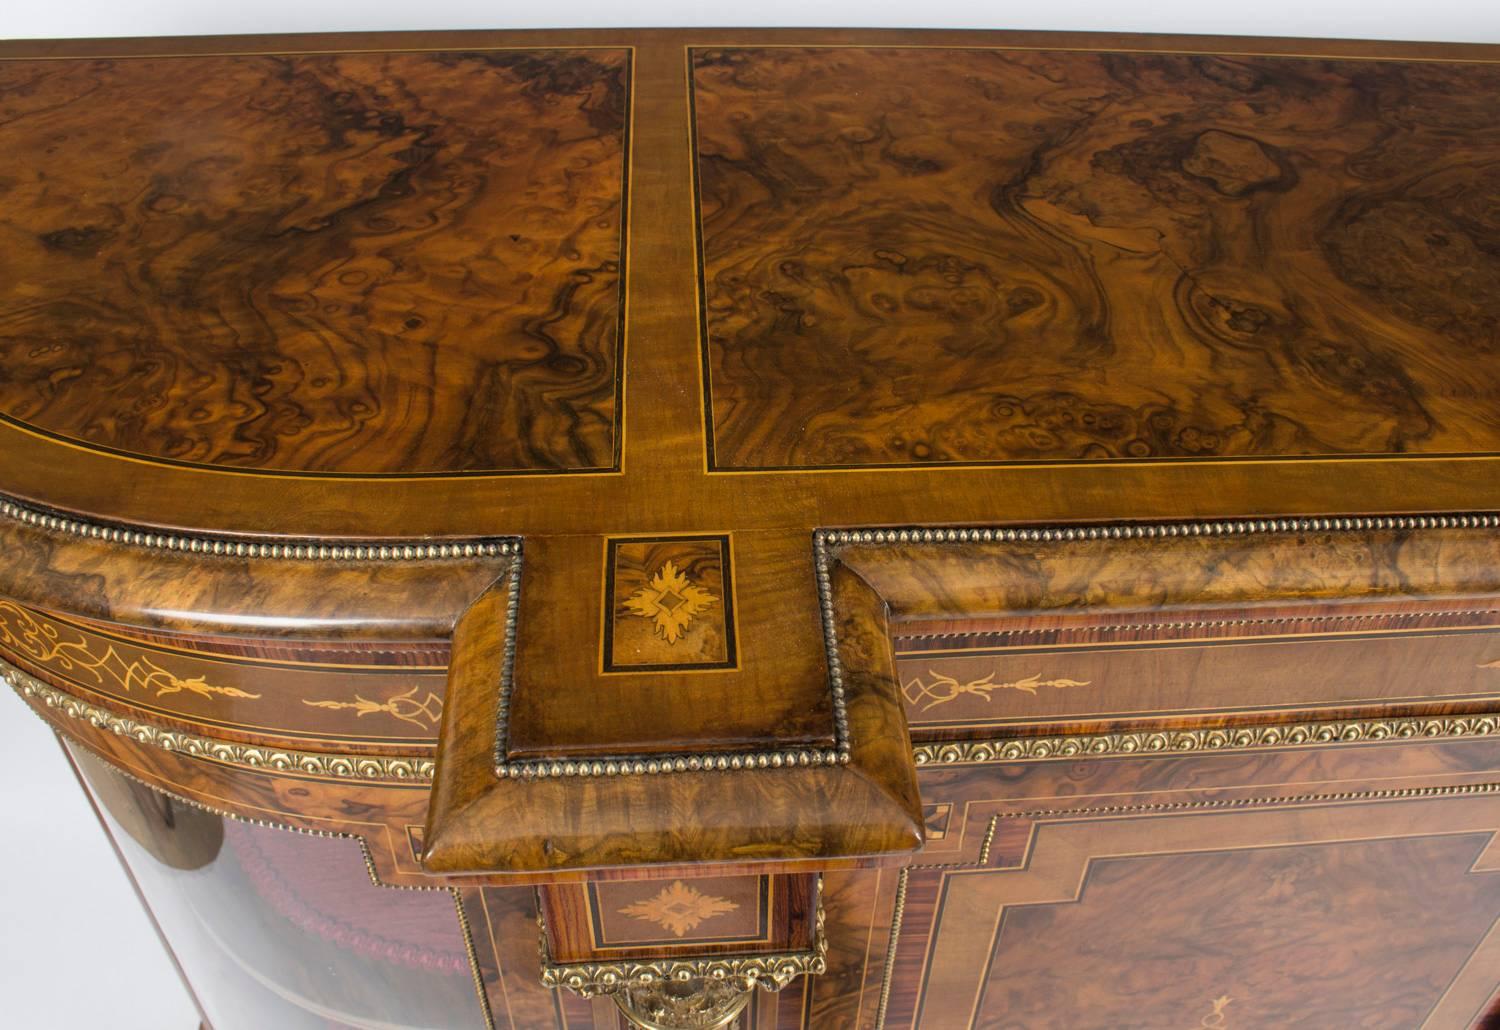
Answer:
(604, 535, 737, 672)
(625, 561, 716, 644)
(619, 880, 739, 938)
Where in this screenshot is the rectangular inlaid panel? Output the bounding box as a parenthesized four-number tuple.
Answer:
(888, 797, 1500, 1029)
(0, 600, 448, 745)
(539, 873, 818, 963)
(0, 49, 631, 475)
(691, 47, 1500, 470)
(955, 834, 1500, 1028)
(895, 603, 1500, 730)
(588, 875, 770, 948)
(602, 534, 738, 672)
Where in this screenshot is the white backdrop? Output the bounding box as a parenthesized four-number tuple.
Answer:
(2, 1, 1500, 43)
(1, 3, 1497, 1028)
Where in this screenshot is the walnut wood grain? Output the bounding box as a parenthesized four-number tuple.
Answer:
(692, 47, 1500, 470)
(0, 49, 629, 475)
(3, 26, 1500, 1030)
(898, 799, 1500, 1029)
(421, 560, 923, 875)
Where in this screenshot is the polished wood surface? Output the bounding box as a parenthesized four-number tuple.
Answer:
(692, 47, 1500, 469)
(3, 25, 1500, 1030)
(0, 48, 629, 475)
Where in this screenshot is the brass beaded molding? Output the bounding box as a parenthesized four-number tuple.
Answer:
(539, 898, 828, 998)
(816, 512, 1500, 547)
(50, 732, 497, 1030)
(492, 535, 857, 780)
(873, 867, 909, 1030)
(8, 495, 1499, 781)
(3, 658, 436, 781)
(0, 493, 517, 560)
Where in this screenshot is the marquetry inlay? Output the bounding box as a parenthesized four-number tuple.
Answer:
(303, 687, 445, 730)
(0, 600, 260, 704)
(1200, 994, 1234, 1028)
(626, 562, 717, 645)
(603, 535, 738, 672)
(902, 669, 1090, 712)
(619, 880, 740, 938)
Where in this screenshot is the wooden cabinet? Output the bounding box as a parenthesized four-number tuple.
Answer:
(3, 25, 1500, 1029)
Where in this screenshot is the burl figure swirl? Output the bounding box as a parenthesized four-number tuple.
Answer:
(0, 49, 629, 474)
(691, 48, 1500, 469)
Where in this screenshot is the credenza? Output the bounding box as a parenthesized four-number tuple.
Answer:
(4, 25, 1500, 1029)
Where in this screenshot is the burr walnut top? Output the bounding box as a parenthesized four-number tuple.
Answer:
(1, 28, 1498, 538)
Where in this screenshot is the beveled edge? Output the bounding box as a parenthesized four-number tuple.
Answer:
(420, 550, 925, 874)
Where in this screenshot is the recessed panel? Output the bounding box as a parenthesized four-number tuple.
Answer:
(972, 835, 1500, 1027)
(692, 47, 1500, 469)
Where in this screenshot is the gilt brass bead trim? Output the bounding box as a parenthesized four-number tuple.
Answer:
(3, 658, 435, 781)
(0, 492, 518, 560)
(495, 539, 851, 779)
(821, 513, 1500, 769)
(539, 881, 828, 998)
(816, 513, 1500, 549)
(541, 947, 829, 999)
(451, 891, 501, 1030)
(55, 735, 495, 1029)
(911, 815, 999, 869)
(873, 867, 909, 1030)
(52, 732, 432, 891)
(911, 713, 1500, 766)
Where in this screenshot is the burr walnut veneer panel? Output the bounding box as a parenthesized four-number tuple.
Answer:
(5, 26, 1500, 1030)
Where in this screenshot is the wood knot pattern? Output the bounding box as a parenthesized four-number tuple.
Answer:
(692, 48, 1500, 469)
(0, 49, 630, 475)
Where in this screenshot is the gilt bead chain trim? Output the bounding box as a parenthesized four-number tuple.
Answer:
(0, 493, 517, 560)
(493, 537, 853, 779)
(816, 513, 1500, 548)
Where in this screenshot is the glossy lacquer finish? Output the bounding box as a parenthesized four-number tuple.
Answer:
(0, 49, 629, 475)
(4, 26, 1500, 1030)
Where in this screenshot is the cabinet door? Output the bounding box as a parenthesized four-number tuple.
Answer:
(884, 791, 1500, 1029)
